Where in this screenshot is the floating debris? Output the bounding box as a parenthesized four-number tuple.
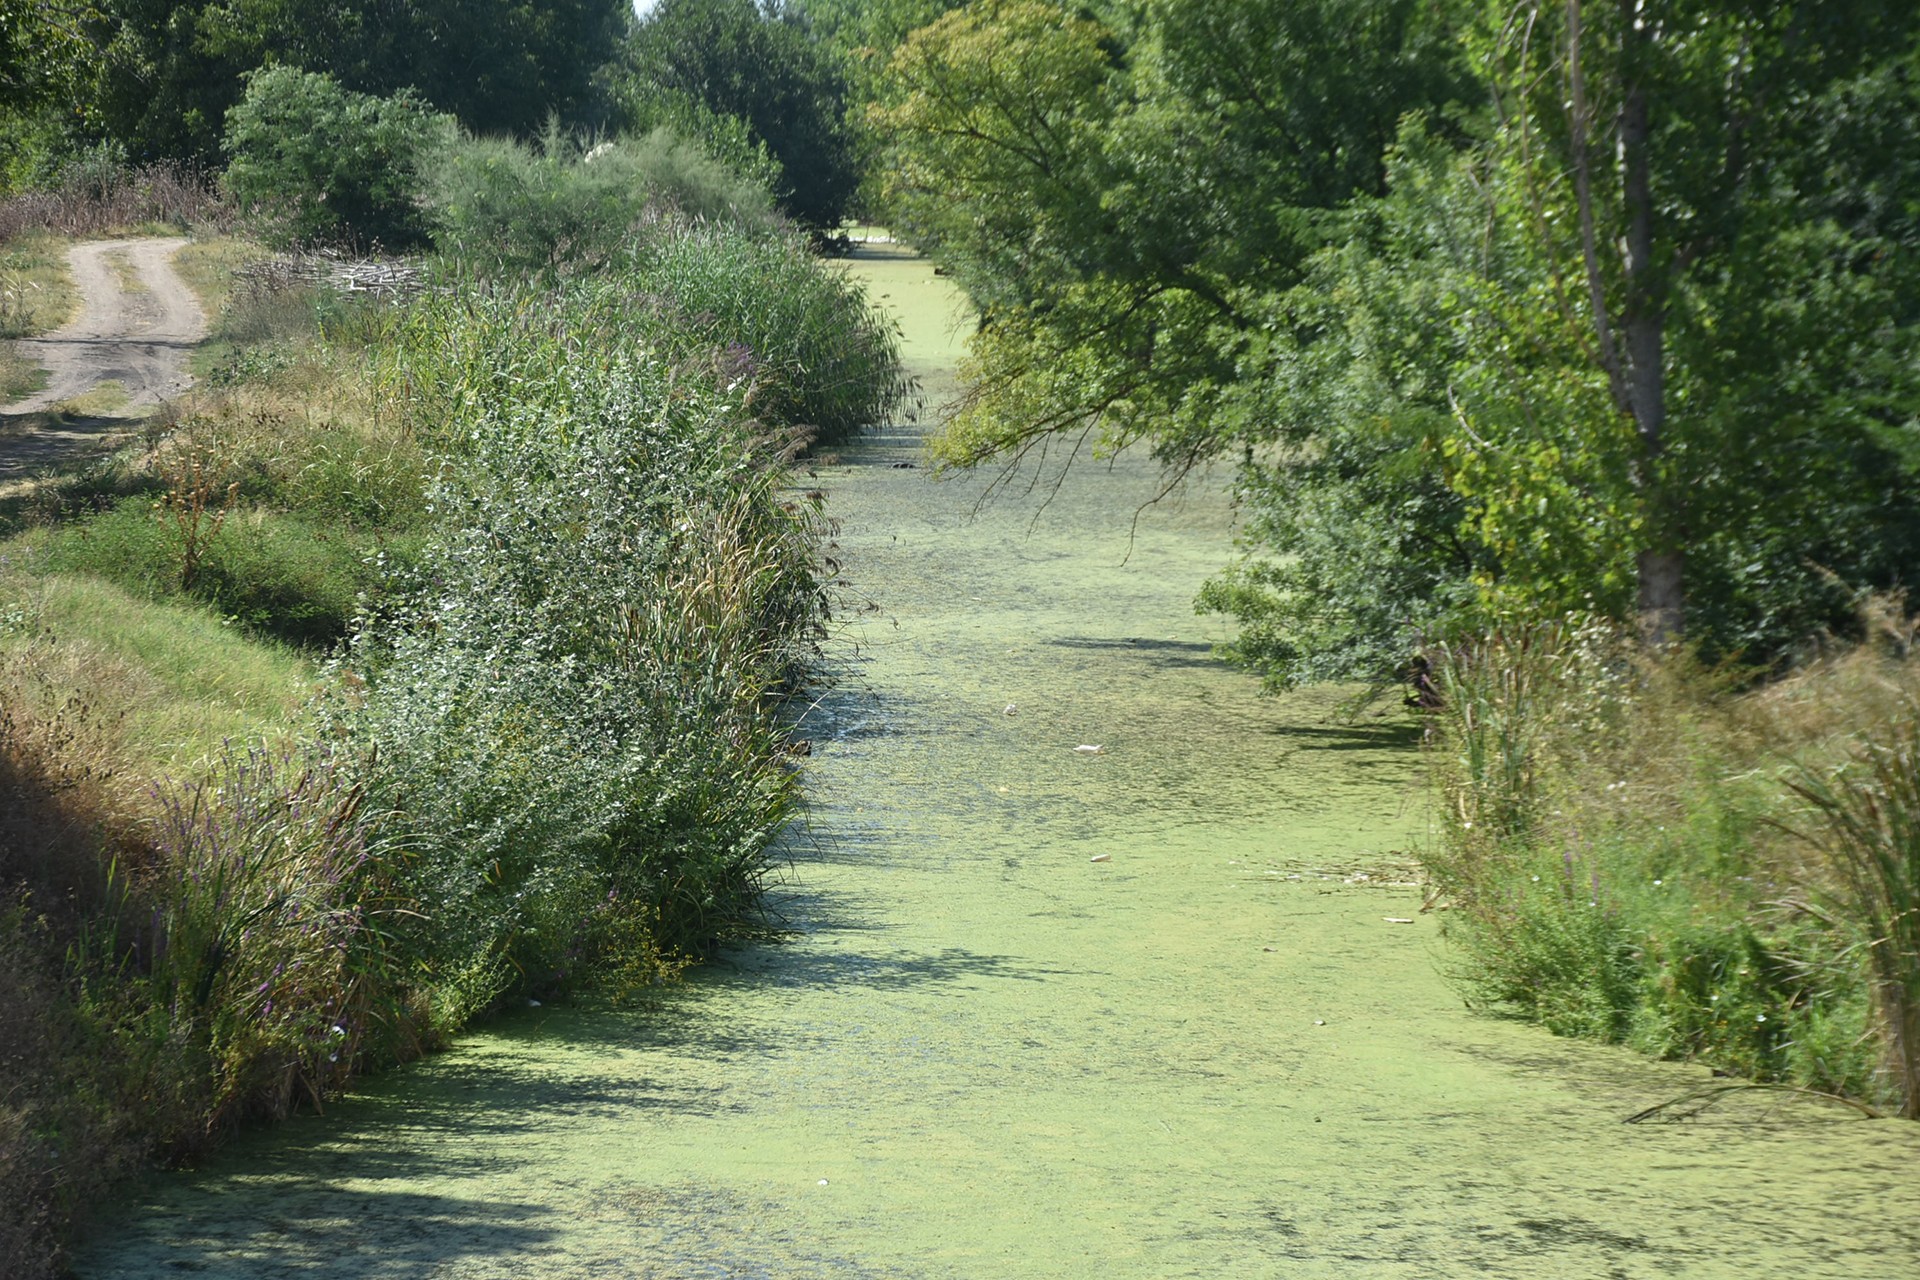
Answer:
(1074, 744, 1107, 755)
(1003, 703, 1018, 715)
(1383, 917, 1415, 925)
(1089, 853, 1112, 863)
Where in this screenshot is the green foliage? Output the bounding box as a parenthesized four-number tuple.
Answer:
(422, 126, 776, 274)
(87, 0, 622, 162)
(0, 2, 97, 116)
(223, 67, 451, 249)
(1422, 618, 1911, 1109)
(877, 0, 1467, 470)
(338, 283, 823, 1015)
(879, 0, 1920, 680)
(616, 0, 860, 228)
(1226, 66, 1920, 670)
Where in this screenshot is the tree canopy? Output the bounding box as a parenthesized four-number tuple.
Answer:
(612, 0, 861, 228)
(54, 0, 622, 163)
(873, 0, 1920, 680)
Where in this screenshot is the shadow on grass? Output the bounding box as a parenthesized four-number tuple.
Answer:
(0, 409, 156, 532)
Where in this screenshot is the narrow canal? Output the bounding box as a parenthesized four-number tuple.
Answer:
(77, 245, 1920, 1279)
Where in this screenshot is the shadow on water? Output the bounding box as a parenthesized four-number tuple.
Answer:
(1265, 719, 1423, 752)
(1044, 634, 1220, 671)
(124, 1192, 567, 1279)
(80, 927, 1056, 1276)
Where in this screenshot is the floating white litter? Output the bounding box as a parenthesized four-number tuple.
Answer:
(1074, 744, 1107, 755)
(1089, 854, 1112, 864)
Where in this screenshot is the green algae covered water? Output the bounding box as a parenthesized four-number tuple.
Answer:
(77, 246, 1920, 1279)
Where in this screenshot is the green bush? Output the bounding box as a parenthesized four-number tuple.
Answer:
(339, 286, 821, 1018)
(422, 126, 775, 274)
(396, 220, 906, 448)
(223, 67, 452, 249)
(1423, 618, 1907, 1109)
(615, 225, 909, 445)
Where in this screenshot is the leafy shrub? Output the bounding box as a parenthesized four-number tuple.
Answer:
(615, 225, 909, 445)
(340, 287, 821, 1018)
(423, 126, 775, 274)
(223, 67, 452, 249)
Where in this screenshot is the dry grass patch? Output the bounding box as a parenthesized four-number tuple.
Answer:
(172, 237, 273, 327)
(0, 232, 78, 338)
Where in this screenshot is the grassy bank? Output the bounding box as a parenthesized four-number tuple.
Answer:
(0, 231, 78, 401)
(0, 204, 903, 1276)
(1423, 610, 1920, 1116)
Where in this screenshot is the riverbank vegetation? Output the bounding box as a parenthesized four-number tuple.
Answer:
(3, 0, 1918, 1267)
(0, 28, 906, 1267)
(868, 1, 1920, 1113)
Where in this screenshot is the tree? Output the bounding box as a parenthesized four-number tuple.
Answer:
(224, 66, 452, 248)
(870, 0, 1468, 472)
(1210, 15, 1920, 681)
(1476, 0, 1920, 645)
(0, 1, 97, 114)
(0, 1, 104, 182)
(878, 0, 1920, 680)
(85, 0, 622, 161)
(616, 0, 860, 228)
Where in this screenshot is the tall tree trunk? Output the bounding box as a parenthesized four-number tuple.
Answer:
(1617, 8, 1682, 646)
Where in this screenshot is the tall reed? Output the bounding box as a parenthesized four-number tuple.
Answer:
(0, 157, 228, 242)
(101, 746, 418, 1139)
(1420, 615, 1902, 1101)
(1787, 704, 1920, 1116)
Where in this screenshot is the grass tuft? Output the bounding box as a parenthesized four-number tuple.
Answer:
(1423, 609, 1920, 1110)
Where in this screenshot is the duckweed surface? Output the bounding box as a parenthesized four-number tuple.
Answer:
(76, 245, 1920, 1279)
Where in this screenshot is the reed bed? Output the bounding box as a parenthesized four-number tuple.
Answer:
(1424, 610, 1920, 1113)
(0, 159, 229, 243)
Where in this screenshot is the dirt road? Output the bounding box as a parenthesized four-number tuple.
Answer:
(0, 237, 205, 480)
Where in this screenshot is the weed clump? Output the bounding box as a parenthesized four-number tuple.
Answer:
(337, 284, 820, 1019)
(1424, 609, 1920, 1113)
